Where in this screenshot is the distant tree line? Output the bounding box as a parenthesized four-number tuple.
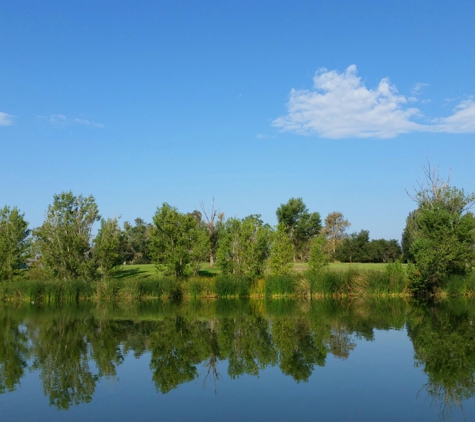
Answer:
(1, 194, 400, 282)
(2, 165, 474, 295)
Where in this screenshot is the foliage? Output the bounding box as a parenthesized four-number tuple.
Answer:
(276, 197, 321, 261)
(122, 218, 152, 264)
(216, 215, 272, 279)
(335, 230, 401, 263)
(93, 218, 124, 277)
(405, 166, 475, 293)
(149, 203, 209, 278)
(214, 275, 252, 297)
(401, 210, 419, 262)
(0, 206, 31, 281)
(268, 223, 294, 276)
(33, 191, 100, 281)
(307, 236, 330, 272)
(320, 211, 350, 260)
(265, 274, 297, 296)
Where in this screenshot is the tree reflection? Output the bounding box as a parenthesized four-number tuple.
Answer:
(0, 315, 29, 393)
(407, 301, 475, 419)
(1, 298, 475, 415)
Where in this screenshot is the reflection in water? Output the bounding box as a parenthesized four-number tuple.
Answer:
(407, 300, 475, 420)
(0, 299, 475, 417)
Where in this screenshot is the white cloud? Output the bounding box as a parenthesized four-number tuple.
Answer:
(273, 65, 475, 139)
(41, 114, 103, 128)
(0, 112, 15, 126)
(432, 99, 475, 133)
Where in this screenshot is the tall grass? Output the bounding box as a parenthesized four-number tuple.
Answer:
(215, 275, 251, 298)
(2, 263, 475, 303)
(307, 264, 409, 298)
(265, 275, 298, 297)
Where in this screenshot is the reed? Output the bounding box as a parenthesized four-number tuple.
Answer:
(265, 275, 298, 297)
(215, 275, 251, 298)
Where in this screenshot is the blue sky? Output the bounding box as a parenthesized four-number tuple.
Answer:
(1, 1, 475, 240)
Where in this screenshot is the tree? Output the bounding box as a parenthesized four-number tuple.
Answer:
(0, 206, 31, 281)
(401, 210, 419, 262)
(216, 215, 272, 279)
(335, 230, 370, 262)
(93, 218, 124, 277)
(276, 198, 321, 261)
(320, 212, 350, 260)
(149, 203, 209, 278)
(122, 218, 151, 264)
(405, 165, 475, 293)
(366, 239, 402, 263)
(307, 236, 330, 272)
(33, 191, 100, 280)
(268, 223, 294, 276)
(200, 199, 224, 268)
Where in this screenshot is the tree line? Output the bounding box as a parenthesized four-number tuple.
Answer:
(0, 195, 401, 281)
(1, 166, 474, 295)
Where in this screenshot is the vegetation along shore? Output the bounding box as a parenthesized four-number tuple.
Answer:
(1, 165, 475, 301)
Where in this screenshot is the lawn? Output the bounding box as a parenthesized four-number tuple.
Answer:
(114, 261, 400, 279)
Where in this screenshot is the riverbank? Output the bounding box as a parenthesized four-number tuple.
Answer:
(1, 264, 474, 303)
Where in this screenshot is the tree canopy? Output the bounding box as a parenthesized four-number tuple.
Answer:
(0, 206, 31, 281)
(33, 191, 100, 280)
(405, 166, 475, 293)
(276, 198, 321, 261)
(149, 203, 209, 278)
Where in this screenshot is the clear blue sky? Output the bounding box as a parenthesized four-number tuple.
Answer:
(1, 1, 475, 241)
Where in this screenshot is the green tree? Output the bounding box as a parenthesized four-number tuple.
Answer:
(93, 218, 123, 277)
(149, 203, 209, 278)
(268, 223, 294, 276)
(406, 166, 475, 292)
(216, 215, 272, 279)
(401, 210, 419, 262)
(33, 192, 100, 280)
(276, 198, 321, 261)
(320, 211, 350, 261)
(0, 206, 31, 281)
(335, 230, 371, 262)
(308, 236, 330, 272)
(122, 218, 151, 264)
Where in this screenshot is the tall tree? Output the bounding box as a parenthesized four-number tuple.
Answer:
(33, 191, 100, 280)
(406, 165, 475, 293)
(308, 236, 330, 272)
(217, 215, 272, 279)
(122, 218, 151, 264)
(268, 223, 294, 276)
(93, 218, 124, 277)
(0, 206, 31, 281)
(200, 199, 224, 268)
(276, 198, 321, 261)
(320, 212, 350, 260)
(149, 203, 209, 278)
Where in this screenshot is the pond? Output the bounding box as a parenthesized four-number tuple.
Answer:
(1, 299, 475, 421)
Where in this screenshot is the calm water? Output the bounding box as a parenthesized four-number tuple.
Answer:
(1, 299, 475, 422)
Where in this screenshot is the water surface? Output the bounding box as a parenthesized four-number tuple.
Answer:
(1, 299, 474, 421)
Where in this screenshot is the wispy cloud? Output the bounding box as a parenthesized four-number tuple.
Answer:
(40, 114, 104, 128)
(0, 112, 15, 126)
(273, 65, 475, 139)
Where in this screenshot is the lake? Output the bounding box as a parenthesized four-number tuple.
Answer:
(1, 299, 474, 421)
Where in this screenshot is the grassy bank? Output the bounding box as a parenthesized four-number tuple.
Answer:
(2, 262, 473, 303)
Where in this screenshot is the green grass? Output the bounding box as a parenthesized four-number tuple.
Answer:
(293, 262, 406, 273)
(114, 262, 403, 280)
(113, 262, 222, 280)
